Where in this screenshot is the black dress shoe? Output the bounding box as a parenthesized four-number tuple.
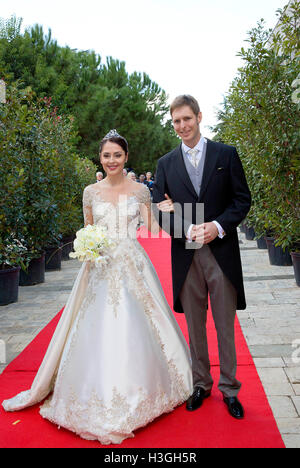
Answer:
(223, 396, 244, 419)
(186, 387, 211, 411)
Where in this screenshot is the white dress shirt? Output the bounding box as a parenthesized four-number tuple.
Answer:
(182, 136, 225, 241)
(182, 135, 206, 168)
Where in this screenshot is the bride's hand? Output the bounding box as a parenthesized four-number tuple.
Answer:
(157, 194, 174, 213)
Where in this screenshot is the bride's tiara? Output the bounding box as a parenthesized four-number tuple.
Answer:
(103, 129, 122, 140)
(100, 128, 128, 153)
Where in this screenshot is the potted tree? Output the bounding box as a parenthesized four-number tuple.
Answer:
(275, 213, 300, 285)
(248, 182, 269, 249)
(242, 214, 255, 241)
(44, 241, 62, 271)
(19, 201, 60, 285)
(291, 245, 300, 287)
(0, 82, 32, 295)
(264, 236, 293, 266)
(211, 5, 299, 271)
(0, 235, 27, 305)
(244, 223, 256, 241)
(36, 104, 96, 268)
(255, 232, 267, 250)
(13, 97, 62, 284)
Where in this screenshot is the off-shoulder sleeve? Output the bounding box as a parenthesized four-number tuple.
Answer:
(83, 186, 94, 227)
(138, 185, 160, 235)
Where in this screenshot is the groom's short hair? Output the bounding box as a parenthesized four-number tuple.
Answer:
(170, 95, 200, 117)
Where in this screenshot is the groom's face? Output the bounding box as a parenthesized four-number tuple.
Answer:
(172, 105, 202, 147)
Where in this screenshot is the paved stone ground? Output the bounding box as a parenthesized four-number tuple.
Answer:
(0, 231, 299, 448)
(237, 233, 300, 448)
(0, 260, 81, 375)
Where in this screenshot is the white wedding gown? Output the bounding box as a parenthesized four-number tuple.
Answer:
(2, 182, 193, 445)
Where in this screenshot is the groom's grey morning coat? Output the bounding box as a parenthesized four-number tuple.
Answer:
(152, 139, 251, 313)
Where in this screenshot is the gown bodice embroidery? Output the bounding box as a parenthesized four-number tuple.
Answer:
(82, 182, 155, 243)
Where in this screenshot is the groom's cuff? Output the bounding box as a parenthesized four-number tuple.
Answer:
(186, 224, 194, 243)
(187, 222, 225, 240)
(213, 220, 225, 238)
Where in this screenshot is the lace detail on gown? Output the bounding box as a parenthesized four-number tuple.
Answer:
(2, 181, 193, 445)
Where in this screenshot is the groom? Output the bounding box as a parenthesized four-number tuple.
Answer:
(152, 95, 251, 419)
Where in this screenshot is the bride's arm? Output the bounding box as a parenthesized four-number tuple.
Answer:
(82, 186, 94, 227)
(138, 185, 161, 235)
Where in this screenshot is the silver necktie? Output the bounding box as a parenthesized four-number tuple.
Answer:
(187, 148, 199, 168)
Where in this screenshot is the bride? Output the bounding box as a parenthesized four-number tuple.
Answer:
(2, 130, 193, 445)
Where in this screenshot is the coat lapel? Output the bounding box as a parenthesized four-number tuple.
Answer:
(173, 144, 198, 199)
(198, 139, 219, 201)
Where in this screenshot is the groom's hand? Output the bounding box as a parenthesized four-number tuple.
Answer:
(191, 223, 219, 244)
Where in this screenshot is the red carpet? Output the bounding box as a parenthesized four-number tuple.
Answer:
(0, 230, 285, 448)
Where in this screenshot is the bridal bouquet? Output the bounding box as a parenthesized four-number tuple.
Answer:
(69, 225, 115, 267)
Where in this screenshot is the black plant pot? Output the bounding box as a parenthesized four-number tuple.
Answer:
(239, 221, 246, 233)
(0, 266, 21, 306)
(265, 237, 292, 266)
(291, 252, 300, 287)
(256, 236, 267, 249)
(45, 245, 62, 271)
(19, 253, 45, 286)
(245, 225, 255, 241)
(61, 235, 75, 261)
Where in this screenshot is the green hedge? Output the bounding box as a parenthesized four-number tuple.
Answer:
(0, 82, 96, 269)
(212, 2, 300, 251)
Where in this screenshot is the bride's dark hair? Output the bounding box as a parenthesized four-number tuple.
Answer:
(99, 131, 129, 155)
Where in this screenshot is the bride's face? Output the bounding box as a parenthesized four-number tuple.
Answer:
(100, 141, 128, 177)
